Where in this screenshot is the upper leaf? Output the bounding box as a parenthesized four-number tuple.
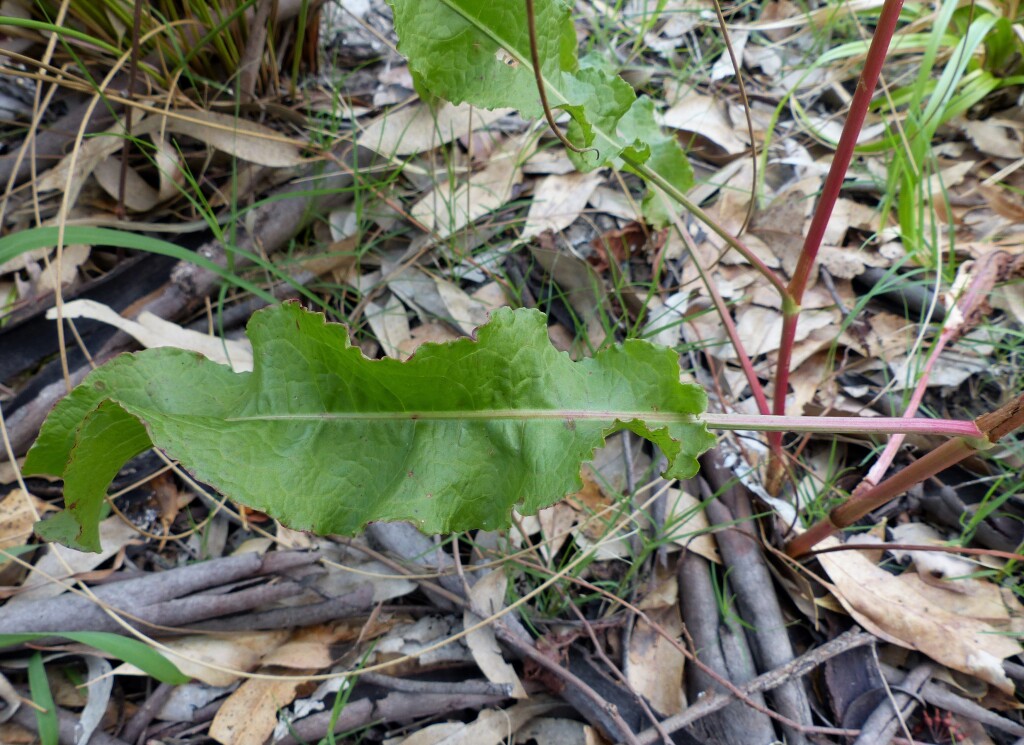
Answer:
(25, 304, 715, 552)
(386, 0, 693, 224)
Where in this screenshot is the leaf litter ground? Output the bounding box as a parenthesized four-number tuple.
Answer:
(0, 0, 1023, 743)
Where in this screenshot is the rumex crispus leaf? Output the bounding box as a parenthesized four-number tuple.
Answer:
(386, 0, 693, 225)
(24, 304, 715, 552)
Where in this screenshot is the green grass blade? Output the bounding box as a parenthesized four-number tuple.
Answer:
(0, 226, 277, 304)
(27, 652, 58, 745)
(0, 632, 188, 684)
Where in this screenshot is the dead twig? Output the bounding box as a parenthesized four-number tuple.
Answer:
(701, 454, 813, 744)
(678, 549, 776, 744)
(852, 661, 933, 745)
(635, 628, 875, 745)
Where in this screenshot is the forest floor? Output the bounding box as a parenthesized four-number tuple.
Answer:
(1, 1, 1023, 744)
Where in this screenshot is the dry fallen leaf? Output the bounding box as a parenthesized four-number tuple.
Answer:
(521, 171, 604, 239)
(411, 136, 529, 240)
(157, 110, 305, 168)
(663, 488, 720, 563)
(48, 299, 254, 372)
(365, 293, 412, 359)
(513, 717, 593, 745)
(817, 538, 1021, 693)
(628, 571, 686, 715)
(465, 569, 528, 699)
(390, 701, 556, 745)
(115, 631, 290, 687)
(0, 489, 48, 552)
(7, 516, 138, 604)
(662, 92, 749, 159)
(209, 677, 303, 745)
(32, 244, 90, 294)
(359, 102, 513, 156)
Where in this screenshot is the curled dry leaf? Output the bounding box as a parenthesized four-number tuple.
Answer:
(32, 244, 90, 295)
(817, 538, 1022, 693)
(47, 299, 254, 372)
(76, 656, 113, 745)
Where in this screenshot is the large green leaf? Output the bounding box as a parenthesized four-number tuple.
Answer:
(25, 304, 714, 552)
(386, 0, 692, 224)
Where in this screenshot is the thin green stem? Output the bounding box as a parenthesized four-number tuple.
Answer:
(525, 0, 598, 160)
(625, 156, 791, 301)
(667, 195, 771, 416)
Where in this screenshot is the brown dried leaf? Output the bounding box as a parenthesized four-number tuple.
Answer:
(209, 677, 302, 745)
(411, 136, 528, 240)
(662, 92, 749, 159)
(8, 516, 138, 604)
(817, 540, 1021, 693)
(522, 171, 604, 239)
(366, 293, 411, 359)
(627, 595, 686, 716)
(393, 702, 556, 745)
(359, 102, 513, 157)
(397, 321, 461, 360)
(115, 631, 290, 687)
(465, 569, 528, 698)
(160, 110, 304, 168)
(0, 489, 48, 551)
(663, 488, 720, 563)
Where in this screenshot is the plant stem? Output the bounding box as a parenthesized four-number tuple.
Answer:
(786, 392, 1024, 557)
(666, 196, 771, 416)
(626, 157, 792, 302)
(768, 0, 906, 471)
(853, 251, 1011, 498)
(700, 414, 982, 438)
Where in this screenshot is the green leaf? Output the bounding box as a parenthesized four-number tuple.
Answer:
(26, 304, 714, 552)
(0, 633, 189, 684)
(28, 652, 58, 745)
(386, 0, 692, 224)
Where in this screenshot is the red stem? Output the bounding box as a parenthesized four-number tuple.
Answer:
(671, 206, 771, 416)
(771, 0, 906, 429)
(786, 392, 1024, 557)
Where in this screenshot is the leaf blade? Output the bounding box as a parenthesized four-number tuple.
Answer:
(27, 304, 715, 548)
(387, 0, 695, 216)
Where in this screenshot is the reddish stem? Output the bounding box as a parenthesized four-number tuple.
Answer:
(671, 206, 771, 416)
(786, 392, 1024, 557)
(702, 414, 982, 437)
(771, 0, 906, 435)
